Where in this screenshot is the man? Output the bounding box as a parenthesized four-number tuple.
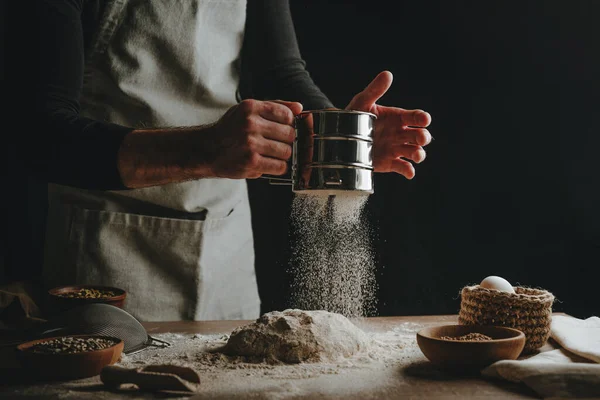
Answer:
(5, 0, 432, 321)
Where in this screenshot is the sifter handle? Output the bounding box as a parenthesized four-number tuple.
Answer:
(260, 176, 292, 185)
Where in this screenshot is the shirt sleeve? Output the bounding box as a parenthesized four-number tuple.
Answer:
(5, 0, 131, 190)
(241, 0, 335, 110)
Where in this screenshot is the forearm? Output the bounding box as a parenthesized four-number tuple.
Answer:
(7, 0, 132, 190)
(251, 61, 335, 110)
(117, 126, 217, 189)
(242, 0, 335, 110)
(16, 110, 131, 190)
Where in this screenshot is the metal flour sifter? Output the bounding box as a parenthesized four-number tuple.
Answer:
(265, 109, 376, 194)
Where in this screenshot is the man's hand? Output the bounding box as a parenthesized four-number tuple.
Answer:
(209, 99, 303, 179)
(346, 71, 432, 179)
(118, 99, 302, 189)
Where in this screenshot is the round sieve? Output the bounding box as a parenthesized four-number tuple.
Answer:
(34, 304, 170, 354)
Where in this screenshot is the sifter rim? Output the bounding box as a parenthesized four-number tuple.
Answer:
(297, 109, 377, 119)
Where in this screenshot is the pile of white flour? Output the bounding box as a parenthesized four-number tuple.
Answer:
(288, 193, 377, 318)
(223, 309, 371, 363)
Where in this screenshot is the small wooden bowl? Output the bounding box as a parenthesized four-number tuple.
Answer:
(16, 335, 124, 380)
(48, 285, 127, 314)
(416, 324, 525, 370)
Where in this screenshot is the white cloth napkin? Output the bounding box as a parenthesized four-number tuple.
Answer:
(482, 315, 600, 399)
(551, 315, 600, 363)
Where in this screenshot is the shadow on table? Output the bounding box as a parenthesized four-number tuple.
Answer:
(69, 383, 195, 398)
(403, 360, 481, 380)
(0, 367, 59, 386)
(0, 367, 102, 387)
(401, 361, 541, 399)
(0, 377, 196, 399)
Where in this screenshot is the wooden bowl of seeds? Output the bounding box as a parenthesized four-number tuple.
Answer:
(16, 334, 124, 380)
(416, 324, 525, 370)
(48, 285, 127, 314)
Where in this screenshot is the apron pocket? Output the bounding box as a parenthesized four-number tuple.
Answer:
(67, 206, 204, 322)
(44, 193, 260, 322)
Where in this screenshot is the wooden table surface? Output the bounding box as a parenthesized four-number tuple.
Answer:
(140, 314, 552, 399)
(1, 314, 559, 399)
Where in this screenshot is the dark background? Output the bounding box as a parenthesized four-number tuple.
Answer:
(1, 1, 599, 319)
(249, 0, 600, 319)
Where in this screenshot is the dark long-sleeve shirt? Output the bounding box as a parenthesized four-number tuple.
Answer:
(4, 0, 333, 191)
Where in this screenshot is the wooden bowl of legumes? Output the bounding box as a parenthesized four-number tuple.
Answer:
(16, 335, 124, 380)
(48, 285, 127, 313)
(416, 324, 526, 370)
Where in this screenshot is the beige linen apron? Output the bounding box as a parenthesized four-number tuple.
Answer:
(43, 0, 260, 321)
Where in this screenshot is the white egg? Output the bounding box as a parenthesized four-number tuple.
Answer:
(479, 275, 515, 293)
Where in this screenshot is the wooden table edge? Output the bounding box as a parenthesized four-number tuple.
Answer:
(141, 313, 570, 335)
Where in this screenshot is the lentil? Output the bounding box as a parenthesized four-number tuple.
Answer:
(440, 333, 493, 341)
(26, 337, 118, 354)
(57, 288, 117, 299)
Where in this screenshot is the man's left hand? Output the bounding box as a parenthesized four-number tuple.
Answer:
(346, 70, 432, 179)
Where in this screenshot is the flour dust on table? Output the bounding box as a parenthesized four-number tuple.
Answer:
(0, 316, 434, 399)
(288, 193, 378, 318)
(114, 317, 424, 399)
(0, 317, 540, 400)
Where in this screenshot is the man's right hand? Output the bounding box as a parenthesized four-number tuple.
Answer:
(207, 99, 303, 179)
(118, 99, 302, 188)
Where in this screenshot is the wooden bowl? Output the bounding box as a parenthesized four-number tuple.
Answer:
(16, 335, 124, 380)
(48, 285, 127, 314)
(416, 324, 525, 370)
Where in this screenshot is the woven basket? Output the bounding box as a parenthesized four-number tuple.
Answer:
(458, 285, 555, 353)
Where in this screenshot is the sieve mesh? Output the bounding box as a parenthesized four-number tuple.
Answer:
(36, 304, 169, 354)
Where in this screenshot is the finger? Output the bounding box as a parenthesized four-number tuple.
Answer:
(260, 122, 295, 144)
(256, 137, 293, 161)
(390, 158, 416, 179)
(394, 127, 432, 146)
(270, 100, 304, 116)
(259, 101, 297, 125)
(347, 70, 393, 111)
(256, 155, 288, 176)
(389, 144, 426, 164)
(400, 109, 432, 128)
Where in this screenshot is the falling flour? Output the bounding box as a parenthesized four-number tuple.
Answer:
(288, 192, 377, 318)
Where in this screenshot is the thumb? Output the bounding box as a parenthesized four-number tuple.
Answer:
(270, 100, 304, 116)
(347, 71, 393, 111)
